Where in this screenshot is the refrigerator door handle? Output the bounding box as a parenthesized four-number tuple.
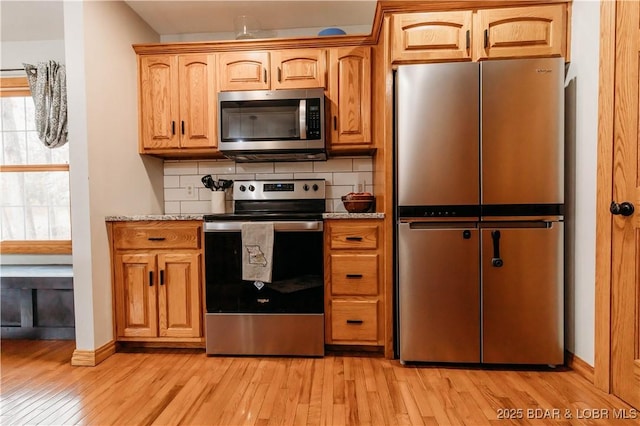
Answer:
(491, 230, 504, 267)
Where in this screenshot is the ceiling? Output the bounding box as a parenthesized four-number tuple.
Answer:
(0, 1, 377, 42)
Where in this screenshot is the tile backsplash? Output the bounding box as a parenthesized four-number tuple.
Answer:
(163, 157, 374, 215)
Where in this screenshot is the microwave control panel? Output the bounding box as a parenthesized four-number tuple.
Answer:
(307, 99, 321, 139)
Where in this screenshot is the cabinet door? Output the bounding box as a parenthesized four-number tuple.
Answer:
(139, 55, 180, 150)
(474, 5, 566, 60)
(270, 49, 326, 89)
(328, 47, 372, 147)
(157, 252, 202, 338)
(178, 54, 217, 148)
(218, 51, 269, 91)
(114, 253, 158, 338)
(391, 11, 473, 63)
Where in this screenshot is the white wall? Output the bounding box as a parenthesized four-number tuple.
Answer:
(564, 0, 600, 366)
(161, 24, 371, 42)
(64, 1, 162, 351)
(1, 40, 65, 76)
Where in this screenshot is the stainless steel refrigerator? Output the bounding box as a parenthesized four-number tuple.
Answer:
(396, 58, 564, 365)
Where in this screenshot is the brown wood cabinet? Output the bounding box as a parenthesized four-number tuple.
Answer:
(391, 4, 567, 63)
(474, 5, 567, 60)
(218, 49, 326, 91)
(391, 11, 473, 63)
(139, 54, 217, 155)
(324, 219, 384, 347)
(327, 46, 372, 150)
(110, 221, 203, 344)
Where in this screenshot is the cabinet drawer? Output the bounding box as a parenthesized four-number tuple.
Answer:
(329, 225, 378, 250)
(331, 300, 378, 342)
(113, 223, 201, 249)
(331, 254, 378, 295)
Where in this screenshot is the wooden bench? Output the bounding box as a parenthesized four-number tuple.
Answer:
(1, 265, 75, 340)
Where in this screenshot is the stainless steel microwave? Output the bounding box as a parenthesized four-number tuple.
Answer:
(218, 88, 326, 162)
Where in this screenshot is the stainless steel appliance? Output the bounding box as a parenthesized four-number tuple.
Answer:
(204, 179, 325, 356)
(396, 58, 564, 365)
(218, 88, 325, 162)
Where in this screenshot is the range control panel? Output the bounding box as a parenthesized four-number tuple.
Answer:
(234, 179, 326, 201)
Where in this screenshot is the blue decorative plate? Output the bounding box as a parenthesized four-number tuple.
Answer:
(318, 27, 346, 36)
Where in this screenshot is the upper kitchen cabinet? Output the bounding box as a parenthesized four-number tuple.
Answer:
(270, 49, 327, 89)
(218, 51, 269, 91)
(391, 11, 473, 63)
(327, 46, 372, 150)
(390, 4, 568, 64)
(474, 5, 567, 60)
(139, 54, 217, 155)
(218, 49, 326, 91)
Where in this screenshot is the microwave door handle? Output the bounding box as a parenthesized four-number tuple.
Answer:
(299, 99, 307, 139)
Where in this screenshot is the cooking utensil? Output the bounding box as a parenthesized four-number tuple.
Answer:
(201, 175, 215, 190)
(202, 175, 234, 191)
(219, 179, 233, 190)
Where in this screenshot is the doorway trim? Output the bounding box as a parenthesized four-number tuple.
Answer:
(594, 0, 615, 393)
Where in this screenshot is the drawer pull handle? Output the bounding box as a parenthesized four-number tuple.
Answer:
(345, 236, 363, 241)
(346, 319, 363, 324)
(346, 274, 363, 279)
(148, 237, 166, 241)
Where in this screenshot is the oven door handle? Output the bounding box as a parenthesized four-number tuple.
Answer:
(204, 221, 323, 232)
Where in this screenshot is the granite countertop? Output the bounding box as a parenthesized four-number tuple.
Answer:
(107, 213, 385, 221)
(105, 214, 204, 222)
(322, 212, 385, 219)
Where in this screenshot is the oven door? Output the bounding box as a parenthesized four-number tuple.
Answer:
(204, 220, 323, 313)
(204, 220, 325, 356)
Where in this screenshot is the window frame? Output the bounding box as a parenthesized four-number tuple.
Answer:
(0, 76, 71, 254)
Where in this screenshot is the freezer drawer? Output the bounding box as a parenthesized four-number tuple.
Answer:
(398, 222, 480, 363)
(481, 221, 564, 365)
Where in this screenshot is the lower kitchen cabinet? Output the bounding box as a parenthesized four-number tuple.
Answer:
(109, 221, 204, 345)
(324, 219, 385, 348)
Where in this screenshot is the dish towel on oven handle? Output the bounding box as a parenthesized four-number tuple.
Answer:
(241, 222, 274, 283)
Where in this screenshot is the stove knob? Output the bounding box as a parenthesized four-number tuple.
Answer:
(312, 184, 319, 191)
(303, 184, 310, 191)
(248, 185, 255, 192)
(239, 185, 246, 192)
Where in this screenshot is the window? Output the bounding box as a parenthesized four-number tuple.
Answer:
(0, 77, 71, 254)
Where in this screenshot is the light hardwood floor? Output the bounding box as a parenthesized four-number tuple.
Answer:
(1, 340, 638, 425)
